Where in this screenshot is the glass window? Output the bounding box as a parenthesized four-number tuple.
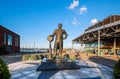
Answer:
(15, 37, 19, 46)
(8, 35, 12, 46)
(4, 33, 6, 45)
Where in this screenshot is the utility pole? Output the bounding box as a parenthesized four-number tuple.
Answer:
(34, 38, 36, 53)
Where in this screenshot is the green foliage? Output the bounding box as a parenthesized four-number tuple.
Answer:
(29, 54, 38, 60)
(22, 54, 31, 61)
(22, 54, 45, 61)
(113, 59, 120, 79)
(44, 54, 48, 58)
(63, 54, 76, 60)
(40, 55, 44, 60)
(64, 54, 70, 59)
(70, 55, 76, 60)
(36, 55, 42, 60)
(0, 46, 9, 55)
(0, 58, 11, 79)
(36, 55, 44, 60)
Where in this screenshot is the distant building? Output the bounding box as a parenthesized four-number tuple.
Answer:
(72, 15, 120, 56)
(0, 25, 20, 53)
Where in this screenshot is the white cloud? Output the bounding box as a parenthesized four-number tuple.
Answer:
(79, 6, 87, 14)
(91, 18, 98, 25)
(72, 17, 80, 26)
(68, 0, 79, 10)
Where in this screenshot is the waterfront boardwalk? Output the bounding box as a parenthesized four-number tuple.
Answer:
(0, 52, 119, 79)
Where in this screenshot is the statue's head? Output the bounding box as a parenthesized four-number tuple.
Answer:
(58, 23, 62, 29)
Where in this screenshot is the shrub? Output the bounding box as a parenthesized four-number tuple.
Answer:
(36, 55, 41, 60)
(113, 59, 120, 79)
(0, 46, 9, 55)
(22, 54, 30, 61)
(64, 54, 70, 59)
(40, 55, 44, 60)
(36, 55, 44, 60)
(44, 54, 48, 58)
(70, 55, 76, 60)
(22, 54, 45, 61)
(29, 54, 38, 60)
(0, 58, 11, 79)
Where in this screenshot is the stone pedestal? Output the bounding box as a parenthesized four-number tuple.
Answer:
(36, 60, 80, 71)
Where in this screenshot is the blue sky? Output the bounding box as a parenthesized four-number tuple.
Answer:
(0, 0, 120, 48)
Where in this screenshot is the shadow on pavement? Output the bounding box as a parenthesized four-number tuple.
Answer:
(37, 70, 58, 79)
(1, 53, 22, 64)
(88, 56, 117, 68)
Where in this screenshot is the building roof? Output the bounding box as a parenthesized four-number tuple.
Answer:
(72, 15, 120, 43)
(0, 25, 20, 37)
(85, 15, 120, 31)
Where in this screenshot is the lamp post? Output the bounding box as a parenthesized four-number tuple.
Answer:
(34, 38, 36, 53)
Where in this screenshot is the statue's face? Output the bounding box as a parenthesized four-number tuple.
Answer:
(58, 24, 62, 29)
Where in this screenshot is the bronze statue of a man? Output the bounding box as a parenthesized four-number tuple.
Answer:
(51, 23, 68, 58)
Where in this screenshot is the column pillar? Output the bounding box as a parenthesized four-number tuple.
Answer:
(98, 30, 100, 56)
(113, 37, 116, 55)
(80, 43, 82, 53)
(72, 42, 74, 52)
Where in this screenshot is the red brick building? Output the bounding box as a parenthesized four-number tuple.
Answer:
(0, 25, 20, 53)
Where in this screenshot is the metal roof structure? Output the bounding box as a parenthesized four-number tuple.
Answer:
(72, 15, 120, 44)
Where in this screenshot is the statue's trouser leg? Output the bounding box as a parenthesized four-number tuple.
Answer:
(54, 49, 57, 58)
(59, 42, 62, 58)
(60, 48, 62, 58)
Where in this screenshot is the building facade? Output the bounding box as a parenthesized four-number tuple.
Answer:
(0, 25, 20, 53)
(72, 15, 120, 56)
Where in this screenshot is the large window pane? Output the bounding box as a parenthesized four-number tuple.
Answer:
(8, 35, 12, 45)
(15, 37, 19, 46)
(4, 33, 6, 45)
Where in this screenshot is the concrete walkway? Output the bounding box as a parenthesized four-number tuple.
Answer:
(8, 61, 40, 79)
(8, 60, 113, 79)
